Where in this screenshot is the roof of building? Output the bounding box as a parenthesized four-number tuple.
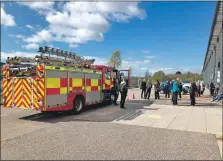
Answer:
(202, 1, 223, 72)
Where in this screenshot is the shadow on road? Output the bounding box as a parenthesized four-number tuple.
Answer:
(19, 100, 154, 123)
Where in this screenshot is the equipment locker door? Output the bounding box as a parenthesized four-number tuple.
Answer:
(12, 78, 32, 109)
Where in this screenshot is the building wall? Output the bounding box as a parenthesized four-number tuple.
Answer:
(203, 29, 222, 89)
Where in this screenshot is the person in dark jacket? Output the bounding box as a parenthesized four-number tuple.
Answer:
(154, 80, 160, 99)
(190, 81, 197, 106)
(112, 78, 119, 105)
(210, 82, 215, 97)
(146, 81, 152, 100)
(141, 79, 147, 99)
(178, 81, 183, 99)
(120, 77, 128, 109)
(164, 80, 170, 98)
(197, 82, 201, 97)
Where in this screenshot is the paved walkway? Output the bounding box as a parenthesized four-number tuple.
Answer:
(114, 88, 223, 157)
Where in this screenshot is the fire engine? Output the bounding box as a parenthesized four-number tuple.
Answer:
(1, 46, 129, 114)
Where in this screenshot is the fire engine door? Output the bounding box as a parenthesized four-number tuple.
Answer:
(12, 78, 32, 108)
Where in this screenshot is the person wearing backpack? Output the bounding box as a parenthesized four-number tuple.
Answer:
(120, 77, 128, 109)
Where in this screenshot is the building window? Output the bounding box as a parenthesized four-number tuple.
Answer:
(218, 61, 220, 68)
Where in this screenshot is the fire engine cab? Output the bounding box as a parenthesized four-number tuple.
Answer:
(1, 46, 126, 114)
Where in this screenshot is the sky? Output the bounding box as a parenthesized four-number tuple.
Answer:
(1, 1, 217, 76)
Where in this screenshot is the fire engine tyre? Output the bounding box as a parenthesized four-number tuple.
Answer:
(72, 96, 84, 114)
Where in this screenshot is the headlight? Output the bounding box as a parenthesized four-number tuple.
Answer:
(2, 98, 5, 104)
(40, 71, 44, 77)
(39, 100, 43, 106)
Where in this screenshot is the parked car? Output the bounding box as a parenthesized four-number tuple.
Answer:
(160, 82, 166, 94)
(182, 83, 191, 94)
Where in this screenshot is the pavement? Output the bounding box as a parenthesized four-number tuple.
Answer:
(1, 88, 222, 160)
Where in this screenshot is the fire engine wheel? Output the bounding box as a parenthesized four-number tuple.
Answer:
(72, 97, 84, 114)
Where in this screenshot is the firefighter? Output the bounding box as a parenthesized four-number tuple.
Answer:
(120, 76, 128, 109)
(112, 78, 119, 105)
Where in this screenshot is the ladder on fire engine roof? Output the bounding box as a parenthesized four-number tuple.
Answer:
(6, 46, 95, 68)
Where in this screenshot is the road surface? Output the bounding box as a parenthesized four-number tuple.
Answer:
(1, 89, 222, 160)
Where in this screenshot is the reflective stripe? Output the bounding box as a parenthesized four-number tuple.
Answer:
(46, 78, 60, 88)
(60, 87, 67, 94)
(45, 66, 102, 74)
(91, 79, 98, 86)
(72, 78, 82, 87)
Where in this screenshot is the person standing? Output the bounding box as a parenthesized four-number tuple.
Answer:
(210, 82, 215, 97)
(172, 78, 179, 105)
(178, 80, 183, 100)
(200, 81, 204, 95)
(141, 79, 147, 99)
(154, 80, 160, 99)
(112, 78, 119, 105)
(189, 81, 197, 106)
(120, 77, 128, 109)
(146, 80, 152, 100)
(197, 82, 201, 97)
(164, 80, 170, 98)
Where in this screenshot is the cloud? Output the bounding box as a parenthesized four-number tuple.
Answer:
(69, 44, 79, 48)
(144, 56, 156, 59)
(26, 24, 34, 30)
(1, 5, 16, 27)
(18, 2, 146, 48)
(1, 51, 37, 62)
(22, 43, 39, 50)
(18, 2, 55, 15)
(160, 68, 173, 71)
(143, 60, 153, 64)
(142, 50, 150, 54)
(83, 56, 108, 65)
(24, 29, 52, 43)
(8, 34, 25, 39)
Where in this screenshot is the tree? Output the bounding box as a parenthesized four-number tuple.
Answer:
(108, 49, 122, 68)
(152, 71, 166, 82)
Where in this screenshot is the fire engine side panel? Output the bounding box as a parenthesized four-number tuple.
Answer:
(85, 73, 102, 104)
(69, 72, 85, 92)
(45, 70, 68, 108)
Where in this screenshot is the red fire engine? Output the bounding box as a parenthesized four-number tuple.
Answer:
(2, 46, 129, 114)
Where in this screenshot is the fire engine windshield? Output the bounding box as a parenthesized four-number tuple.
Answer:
(105, 69, 111, 80)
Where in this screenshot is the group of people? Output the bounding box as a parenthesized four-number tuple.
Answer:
(140, 78, 206, 106)
(112, 76, 222, 109)
(209, 82, 223, 102)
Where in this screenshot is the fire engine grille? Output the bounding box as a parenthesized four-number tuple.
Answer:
(116, 110, 143, 121)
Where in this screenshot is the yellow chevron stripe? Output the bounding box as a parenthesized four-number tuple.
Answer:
(14, 92, 22, 104)
(38, 80, 44, 89)
(23, 99, 29, 108)
(14, 86, 22, 98)
(16, 98, 23, 107)
(23, 95, 30, 108)
(6, 100, 12, 107)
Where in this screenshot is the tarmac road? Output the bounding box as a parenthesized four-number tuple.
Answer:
(1, 89, 222, 160)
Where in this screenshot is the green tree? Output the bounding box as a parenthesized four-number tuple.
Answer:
(152, 71, 166, 82)
(108, 49, 122, 68)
